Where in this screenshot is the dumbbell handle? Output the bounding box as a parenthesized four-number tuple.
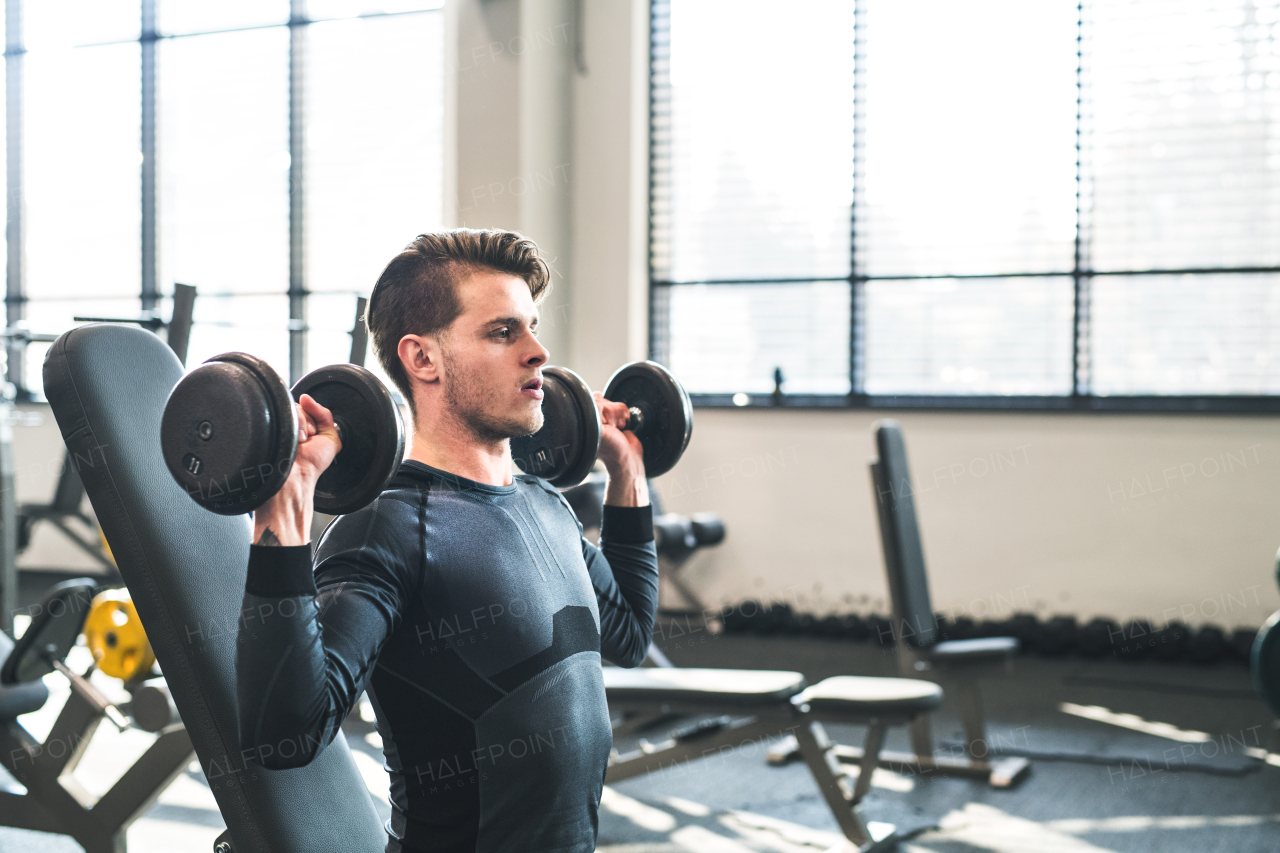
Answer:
(623, 405, 646, 436)
(49, 656, 131, 732)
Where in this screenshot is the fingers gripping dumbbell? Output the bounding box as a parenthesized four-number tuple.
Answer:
(161, 353, 404, 516)
(511, 360, 693, 488)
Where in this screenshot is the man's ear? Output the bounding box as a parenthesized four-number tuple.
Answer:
(398, 333, 444, 385)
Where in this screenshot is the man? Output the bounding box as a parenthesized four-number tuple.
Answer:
(237, 229, 658, 853)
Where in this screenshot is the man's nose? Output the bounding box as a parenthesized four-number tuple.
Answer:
(526, 336, 549, 365)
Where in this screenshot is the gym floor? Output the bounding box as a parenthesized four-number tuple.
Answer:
(0, 587, 1276, 853)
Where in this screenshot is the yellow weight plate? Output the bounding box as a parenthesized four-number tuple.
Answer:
(83, 590, 155, 682)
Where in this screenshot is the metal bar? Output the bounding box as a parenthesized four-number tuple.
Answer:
(687, 392, 1280, 414)
(45, 518, 117, 571)
(141, 0, 158, 314)
(90, 726, 194, 832)
(654, 264, 1280, 288)
(1072, 0, 1087, 398)
(646, 0, 666, 361)
(955, 679, 988, 763)
(0, 406, 14, 634)
(850, 720, 885, 805)
(288, 1, 308, 384)
(793, 720, 868, 844)
(40, 687, 103, 779)
(349, 295, 368, 366)
(850, 0, 865, 397)
(73, 7, 440, 49)
(604, 716, 779, 783)
(168, 283, 196, 365)
(5, 0, 23, 396)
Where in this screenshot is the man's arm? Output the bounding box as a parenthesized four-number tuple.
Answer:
(238, 510, 407, 769)
(584, 394, 658, 667)
(237, 395, 404, 769)
(583, 504, 657, 667)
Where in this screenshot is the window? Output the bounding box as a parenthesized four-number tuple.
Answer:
(651, 0, 1280, 410)
(9, 0, 444, 398)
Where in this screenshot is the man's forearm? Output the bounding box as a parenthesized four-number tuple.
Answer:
(253, 477, 316, 546)
(604, 467, 648, 508)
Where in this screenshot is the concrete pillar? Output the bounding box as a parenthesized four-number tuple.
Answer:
(445, 0, 649, 381)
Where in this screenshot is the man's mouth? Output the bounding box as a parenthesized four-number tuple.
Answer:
(521, 377, 544, 400)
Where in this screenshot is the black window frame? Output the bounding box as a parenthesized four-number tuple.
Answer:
(647, 0, 1280, 415)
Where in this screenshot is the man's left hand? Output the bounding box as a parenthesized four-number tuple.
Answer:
(595, 393, 649, 507)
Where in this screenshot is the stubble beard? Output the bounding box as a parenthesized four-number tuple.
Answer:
(442, 358, 544, 445)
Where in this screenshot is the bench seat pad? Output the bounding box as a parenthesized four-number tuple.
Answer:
(0, 631, 48, 721)
(927, 637, 1019, 662)
(603, 667, 805, 706)
(794, 675, 943, 717)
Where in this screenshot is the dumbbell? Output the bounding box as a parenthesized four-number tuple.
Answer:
(511, 360, 693, 488)
(161, 352, 405, 516)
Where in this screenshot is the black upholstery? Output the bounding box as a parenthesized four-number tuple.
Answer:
(43, 325, 385, 853)
(0, 631, 48, 721)
(872, 420, 1021, 659)
(871, 422, 938, 649)
(1, 578, 98, 685)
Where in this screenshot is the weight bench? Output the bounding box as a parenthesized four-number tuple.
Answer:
(42, 324, 386, 852)
(603, 666, 942, 851)
(0, 577, 194, 853)
(868, 420, 1029, 788)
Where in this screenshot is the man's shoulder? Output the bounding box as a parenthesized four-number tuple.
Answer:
(315, 482, 424, 556)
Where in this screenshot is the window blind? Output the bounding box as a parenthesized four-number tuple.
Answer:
(652, 0, 1280, 405)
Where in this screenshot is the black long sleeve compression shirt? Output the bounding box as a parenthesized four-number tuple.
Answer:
(235, 460, 658, 853)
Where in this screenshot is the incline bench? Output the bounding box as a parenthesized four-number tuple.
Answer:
(603, 666, 943, 851)
(43, 324, 386, 852)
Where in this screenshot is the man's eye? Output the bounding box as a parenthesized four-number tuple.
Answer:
(493, 328, 510, 340)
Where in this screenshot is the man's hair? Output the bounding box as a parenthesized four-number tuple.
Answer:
(366, 229, 551, 413)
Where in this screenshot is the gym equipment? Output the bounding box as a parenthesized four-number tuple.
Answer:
(653, 512, 724, 556)
(349, 296, 370, 367)
(511, 366, 601, 487)
(0, 578, 194, 853)
(1231, 627, 1257, 663)
(602, 360, 693, 479)
(1188, 624, 1228, 664)
(862, 419, 1029, 788)
(161, 352, 299, 515)
(605, 667, 943, 851)
(291, 364, 405, 515)
(46, 323, 385, 851)
(512, 360, 692, 488)
(1076, 618, 1117, 657)
(161, 353, 403, 516)
(75, 283, 197, 367)
(83, 589, 157, 683)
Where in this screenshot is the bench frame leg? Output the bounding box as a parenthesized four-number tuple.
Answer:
(0, 689, 194, 852)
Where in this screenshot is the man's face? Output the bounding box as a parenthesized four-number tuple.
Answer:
(436, 269, 548, 443)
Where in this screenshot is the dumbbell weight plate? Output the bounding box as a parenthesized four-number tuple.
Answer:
(292, 364, 405, 516)
(83, 590, 156, 683)
(161, 352, 299, 515)
(511, 366, 600, 488)
(604, 360, 692, 478)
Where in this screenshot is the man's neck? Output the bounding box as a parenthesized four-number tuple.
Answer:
(406, 414, 514, 487)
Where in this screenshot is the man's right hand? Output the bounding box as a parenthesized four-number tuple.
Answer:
(253, 394, 342, 546)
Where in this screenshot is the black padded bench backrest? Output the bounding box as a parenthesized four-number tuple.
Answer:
(43, 325, 385, 853)
(870, 420, 937, 649)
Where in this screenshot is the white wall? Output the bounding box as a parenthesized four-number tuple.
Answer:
(650, 409, 1280, 631)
